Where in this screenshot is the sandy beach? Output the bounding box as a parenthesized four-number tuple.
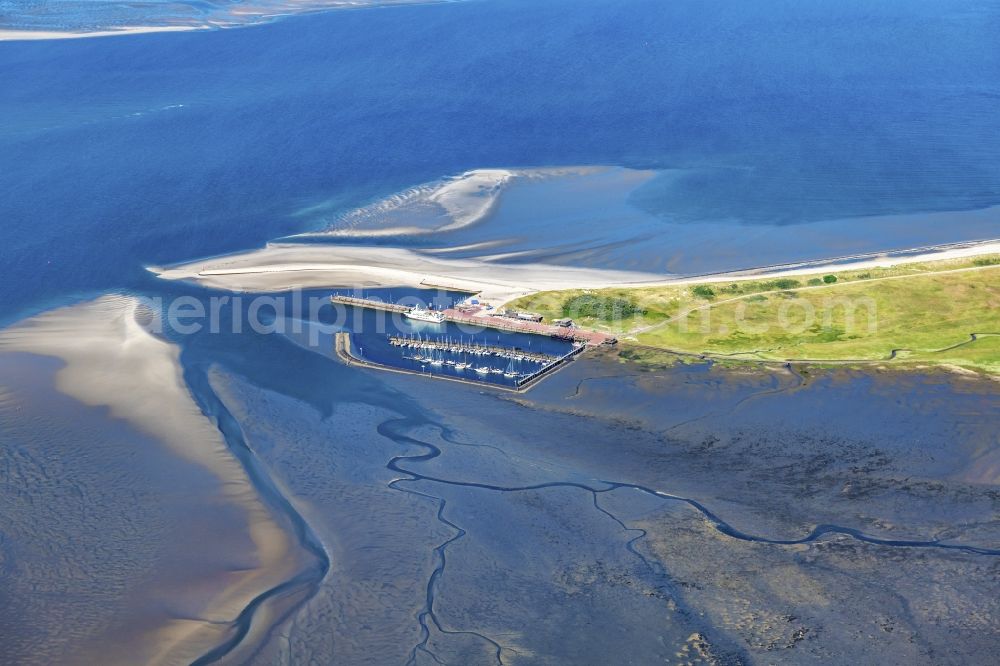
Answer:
(692, 238, 1000, 282)
(151, 242, 668, 305)
(151, 238, 1000, 309)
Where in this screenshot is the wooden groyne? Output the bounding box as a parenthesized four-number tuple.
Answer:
(417, 279, 481, 294)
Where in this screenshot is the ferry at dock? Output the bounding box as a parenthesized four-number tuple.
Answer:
(403, 307, 445, 324)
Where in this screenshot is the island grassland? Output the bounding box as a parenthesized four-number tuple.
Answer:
(509, 254, 1000, 374)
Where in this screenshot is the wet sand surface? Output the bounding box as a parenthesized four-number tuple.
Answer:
(0, 352, 266, 664)
(0, 298, 316, 664)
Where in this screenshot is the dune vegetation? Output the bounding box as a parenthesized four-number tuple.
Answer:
(508, 254, 1000, 374)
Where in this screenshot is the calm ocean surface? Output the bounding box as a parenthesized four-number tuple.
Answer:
(3, 0, 1000, 321)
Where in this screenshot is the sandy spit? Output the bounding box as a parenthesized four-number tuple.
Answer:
(150, 243, 667, 305)
(150, 238, 1000, 309)
(0, 26, 205, 41)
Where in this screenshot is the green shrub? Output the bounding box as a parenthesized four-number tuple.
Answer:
(619, 348, 639, 361)
(823, 274, 838, 284)
(563, 294, 645, 320)
(973, 257, 1000, 267)
(807, 278, 823, 286)
(768, 278, 801, 290)
(692, 285, 716, 299)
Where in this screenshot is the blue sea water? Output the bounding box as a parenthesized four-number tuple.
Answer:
(3, 0, 1000, 322)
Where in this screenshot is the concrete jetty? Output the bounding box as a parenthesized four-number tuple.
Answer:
(330, 294, 410, 313)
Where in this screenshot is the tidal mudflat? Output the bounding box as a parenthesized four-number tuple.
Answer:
(0, 290, 997, 663)
(174, 320, 1000, 663)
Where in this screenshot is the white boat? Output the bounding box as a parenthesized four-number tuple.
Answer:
(475, 366, 490, 374)
(404, 308, 445, 324)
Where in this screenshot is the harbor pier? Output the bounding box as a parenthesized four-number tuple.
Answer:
(331, 294, 617, 345)
(330, 294, 410, 314)
(387, 335, 560, 364)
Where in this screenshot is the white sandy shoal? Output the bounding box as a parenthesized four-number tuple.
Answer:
(0, 0, 462, 43)
(430, 169, 512, 231)
(0, 25, 205, 41)
(310, 168, 514, 238)
(0, 295, 304, 664)
(151, 238, 1000, 309)
(150, 243, 667, 305)
(300, 167, 610, 239)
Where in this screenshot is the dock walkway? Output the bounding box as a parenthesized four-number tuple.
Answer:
(441, 308, 616, 345)
(330, 293, 616, 345)
(388, 335, 559, 363)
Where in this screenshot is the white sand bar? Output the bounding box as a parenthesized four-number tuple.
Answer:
(151, 243, 668, 305)
(151, 238, 1000, 308)
(0, 26, 205, 41)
